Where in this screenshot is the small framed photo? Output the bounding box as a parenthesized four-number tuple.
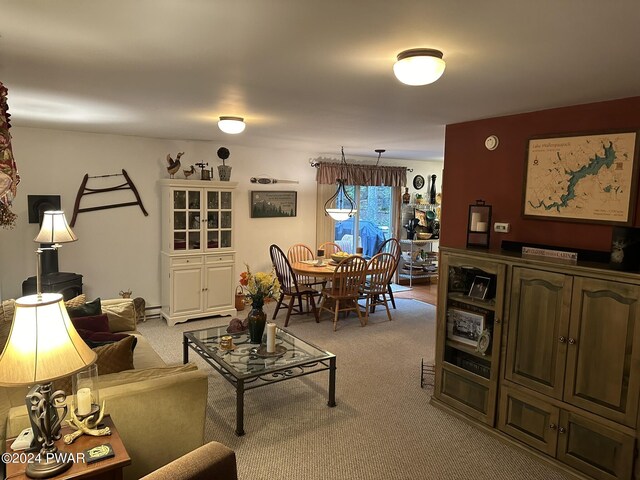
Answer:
(447, 307, 486, 346)
(468, 275, 491, 300)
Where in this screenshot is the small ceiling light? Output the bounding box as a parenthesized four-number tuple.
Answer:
(218, 116, 246, 134)
(393, 48, 446, 86)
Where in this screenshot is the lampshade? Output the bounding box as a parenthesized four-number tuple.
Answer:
(393, 48, 446, 86)
(34, 210, 77, 244)
(0, 293, 96, 386)
(325, 207, 354, 222)
(323, 147, 357, 221)
(218, 116, 246, 134)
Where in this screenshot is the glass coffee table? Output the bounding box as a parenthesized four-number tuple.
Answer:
(183, 325, 336, 436)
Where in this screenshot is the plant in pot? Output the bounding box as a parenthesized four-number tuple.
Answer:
(217, 147, 232, 181)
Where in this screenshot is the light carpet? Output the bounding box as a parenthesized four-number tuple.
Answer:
(138, 299, 568, 480)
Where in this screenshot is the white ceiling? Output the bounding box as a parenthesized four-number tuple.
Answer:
(2, 0, 640, 161)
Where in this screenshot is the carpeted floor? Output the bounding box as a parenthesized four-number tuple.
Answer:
(138, 299, 569, 480)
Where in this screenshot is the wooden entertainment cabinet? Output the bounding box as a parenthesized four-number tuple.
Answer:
(433, 247, 640, 480)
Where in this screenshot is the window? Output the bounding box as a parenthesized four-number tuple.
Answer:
(333, 185, 393, 256)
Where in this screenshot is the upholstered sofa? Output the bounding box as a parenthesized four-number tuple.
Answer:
(0, 297, 209, 480)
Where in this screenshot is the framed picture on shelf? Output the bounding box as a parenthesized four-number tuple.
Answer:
(468, 275, 491, 300)
(447, 307, 486, 347)
(414, 208, 427, 226)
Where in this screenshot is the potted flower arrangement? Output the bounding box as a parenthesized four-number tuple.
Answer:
(239, 265, 281, 343)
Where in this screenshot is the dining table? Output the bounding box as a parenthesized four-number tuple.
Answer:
(290, 259, 340, 278)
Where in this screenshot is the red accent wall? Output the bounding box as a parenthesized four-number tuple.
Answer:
(441, 96, 640, 252)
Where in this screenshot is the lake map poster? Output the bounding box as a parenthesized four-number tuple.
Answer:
(523, 131, 638, 225)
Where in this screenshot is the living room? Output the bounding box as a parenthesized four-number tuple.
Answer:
(2, 2, 640, 479)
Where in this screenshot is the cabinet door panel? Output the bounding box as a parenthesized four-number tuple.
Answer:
(557, 410, 634, 480)
(204, 264, 234, 310)
(505, 268, 572, 399)
(171, 267, 203, 315)
(565, 277, 640, 426)
(440, 366, 490, 423)
(497, 386, 559, 456)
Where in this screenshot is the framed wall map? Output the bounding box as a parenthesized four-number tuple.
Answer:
(523, 131, 639, 225)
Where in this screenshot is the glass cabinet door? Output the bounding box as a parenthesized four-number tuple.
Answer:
(204, 189, 233, 251)
(172, 189, 202, 251)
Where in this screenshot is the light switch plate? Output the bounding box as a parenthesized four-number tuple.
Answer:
(494, 222, 510, 233)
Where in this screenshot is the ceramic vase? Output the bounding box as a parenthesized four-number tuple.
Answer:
(247, 305, 267, 344)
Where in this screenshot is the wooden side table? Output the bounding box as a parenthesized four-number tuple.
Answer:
(5, 415, 131, 480)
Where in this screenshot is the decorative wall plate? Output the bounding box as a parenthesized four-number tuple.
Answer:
(477, 329, 491, 355)
(413, 175, 425, 190)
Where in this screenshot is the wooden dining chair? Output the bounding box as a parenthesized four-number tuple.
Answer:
(270, 244, 320, 326)
(318, 241, 342, 257)
(286, 243, 326, 289)
(319, 255, 367, 331)
(376, 238, 401, 309)
(359, 252, 395, 324)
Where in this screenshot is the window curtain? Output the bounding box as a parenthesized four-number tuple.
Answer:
(0, 82, 19, 229)
(315, 161, 407, 249)
(317, 162, 407, 187)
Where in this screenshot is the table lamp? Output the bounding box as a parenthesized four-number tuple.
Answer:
(0, 293, 97, 478)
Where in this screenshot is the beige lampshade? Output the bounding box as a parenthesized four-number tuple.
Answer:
(0, 293, 96, 386)
(34, 210, 77, 244)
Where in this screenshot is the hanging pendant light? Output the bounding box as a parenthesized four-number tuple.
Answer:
(324, 147, 357, 221)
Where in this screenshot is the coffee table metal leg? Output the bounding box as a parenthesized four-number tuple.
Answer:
(236, 379, 245, 436)
(183, 337, 189, 364)
(328, 357, 337, 407)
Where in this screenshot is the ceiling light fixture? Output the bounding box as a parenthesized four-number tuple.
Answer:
(393, 48, 446, 86)
(218, 116, 246, 134)
(324, 147, 357, 222)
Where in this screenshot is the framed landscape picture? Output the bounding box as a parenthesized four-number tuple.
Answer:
(522, 131, 639, 225)
(250, 191, 297, 218)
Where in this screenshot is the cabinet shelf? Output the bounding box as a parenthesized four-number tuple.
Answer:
(447, 292, 495, 311)
(446, 339, 492, 362)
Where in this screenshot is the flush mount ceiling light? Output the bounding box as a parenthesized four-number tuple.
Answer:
(393, 48, 446, 86)
(218, 116, 246, 134)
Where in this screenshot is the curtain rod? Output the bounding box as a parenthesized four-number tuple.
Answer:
(308, 159, 413, 172)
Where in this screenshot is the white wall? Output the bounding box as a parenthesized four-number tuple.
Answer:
(0, 127, 443, 304)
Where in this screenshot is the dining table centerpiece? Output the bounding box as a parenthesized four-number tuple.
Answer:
(239, 265, 281, 343)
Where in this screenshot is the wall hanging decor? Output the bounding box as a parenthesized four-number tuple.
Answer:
(0, 82, 19, 229)
(467, 199, 491, 248)
(70, 170, 148, 226)
(250, 191, 297, 218)
(523, 130, 639, 225)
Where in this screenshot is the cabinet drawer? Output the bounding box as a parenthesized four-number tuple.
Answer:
(206, 253, 235, 264)
(170, 256, 203, 267)
(440, 366, 490, 421)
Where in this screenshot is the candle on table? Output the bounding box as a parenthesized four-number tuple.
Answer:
(77, 387, 92, 416)
(266, 322, 276, 353)
(316, 249, 325, 266)
(356, 247, 363, 255)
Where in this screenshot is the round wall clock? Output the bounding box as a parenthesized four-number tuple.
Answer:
(413, 175, 425, 190)
(484, 135, 499, 151)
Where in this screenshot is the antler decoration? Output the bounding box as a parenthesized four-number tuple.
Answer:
(63, 401, 111, 445)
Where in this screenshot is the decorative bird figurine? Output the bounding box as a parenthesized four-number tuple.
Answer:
(166, 152, 184, 178)
(183, 165, 195, 179)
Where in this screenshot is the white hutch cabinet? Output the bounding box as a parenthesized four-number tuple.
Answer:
(159, 179, 237, 326)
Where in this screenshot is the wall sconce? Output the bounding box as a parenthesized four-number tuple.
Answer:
(467, 200, 492, 248)
(393, 48, 446, 86)
(218, 116, 246, 134)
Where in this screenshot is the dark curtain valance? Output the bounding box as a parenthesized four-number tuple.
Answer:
(316, 162, 407, 187)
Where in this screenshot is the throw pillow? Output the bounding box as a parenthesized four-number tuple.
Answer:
(75, 329, 137, 349)
(66, 298, 102, 318)
(71, 314, 110, 333)
(64, 294, 87, 308)
(53, 335, 137, 394)
(101, 300, 136, 332)
(93, 335, 136, 375)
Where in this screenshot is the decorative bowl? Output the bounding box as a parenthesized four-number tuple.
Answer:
(416, 232, 433, 240)
(331, 252, 351, 263)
